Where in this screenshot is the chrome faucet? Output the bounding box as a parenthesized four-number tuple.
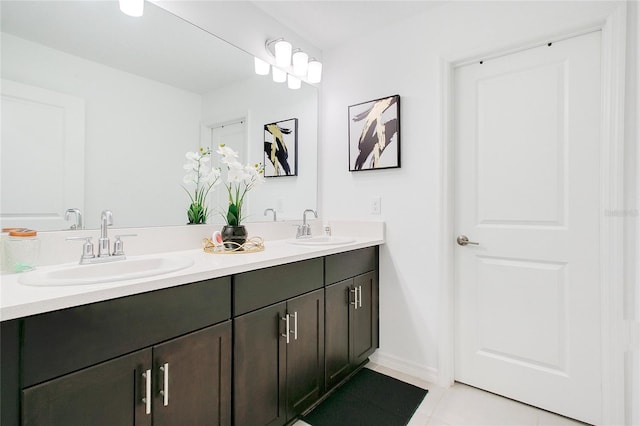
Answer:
(264, 208, 277, 222)
(66, 210, 136, 264)
(98, 210, 113, 257)
(297, 209, 317, 238)
(65, 208, 83, 230)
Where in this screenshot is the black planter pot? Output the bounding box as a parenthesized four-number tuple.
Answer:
(221, 225, 247, 250)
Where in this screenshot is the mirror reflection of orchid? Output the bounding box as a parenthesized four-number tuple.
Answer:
(182, 147, 221, 224)
(217, 144, 265, 226)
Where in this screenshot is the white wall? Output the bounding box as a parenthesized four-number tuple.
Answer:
(1, 33, 201, 229)
(201, 76, 318, 222)
(318, 0, 628, 383)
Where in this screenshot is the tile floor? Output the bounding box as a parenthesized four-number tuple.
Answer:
(295, 362, 588, 426)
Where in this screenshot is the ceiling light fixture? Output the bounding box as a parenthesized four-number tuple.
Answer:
(254, 57, 270, 75)
(119, 0, 144, 17)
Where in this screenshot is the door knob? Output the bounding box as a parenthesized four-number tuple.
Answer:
(457, 235, 479, 246)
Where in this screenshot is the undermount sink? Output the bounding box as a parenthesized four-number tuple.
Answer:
(287, 236, 355, 246)
(18, 255, 194, 286)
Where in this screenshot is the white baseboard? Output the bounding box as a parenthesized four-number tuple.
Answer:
(370, 351, 439, 384)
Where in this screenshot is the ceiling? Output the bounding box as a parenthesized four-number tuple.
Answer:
(250, 1, 446, 51)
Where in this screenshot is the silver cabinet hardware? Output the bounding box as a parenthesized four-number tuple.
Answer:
(457, 235, 480, 246)
(142, 369, 151, 415)
(291, 312, 298, 341)
(160, 363, 169, 407)
(281, 314, 290, 344)
(350, 287, 358, 309)
(358, 286, 362, 308)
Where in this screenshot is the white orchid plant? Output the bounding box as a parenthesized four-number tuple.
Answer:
(182, 147, 221, 224)
(217, 144, 265, 226)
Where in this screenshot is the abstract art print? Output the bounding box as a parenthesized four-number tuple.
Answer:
(348, 94, 400, 171)
(264, 118, 298, 177)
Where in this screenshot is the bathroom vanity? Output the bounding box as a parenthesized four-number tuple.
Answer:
(0, 238, 381, 426)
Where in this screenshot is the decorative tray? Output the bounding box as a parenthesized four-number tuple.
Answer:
(202, 236, 265, 254)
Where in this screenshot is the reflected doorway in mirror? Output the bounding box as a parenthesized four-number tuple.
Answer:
(264, 118, 298, 177)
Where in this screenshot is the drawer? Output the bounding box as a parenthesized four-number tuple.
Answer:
(325, 247, 378, 285)
(23, 277, 231, 387)
(234, 258, 323, 316)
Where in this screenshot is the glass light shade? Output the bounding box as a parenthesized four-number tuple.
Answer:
(307, 59, 322, 84)
(254, 57, 270, 75)
(119, 0, 144, 17)
(287, 74, 301, 90)
(274, 40, 292, 67)
(292, 50, 309, 76)
(272, 67, 287, 83)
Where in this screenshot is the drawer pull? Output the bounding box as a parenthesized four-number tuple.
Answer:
(281, 314, 290, 344)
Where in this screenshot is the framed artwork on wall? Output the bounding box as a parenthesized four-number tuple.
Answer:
(348, 94, 400, 171)
(264, 118, 298, 177)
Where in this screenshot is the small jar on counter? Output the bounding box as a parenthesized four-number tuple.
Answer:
(5, 229, 40, 273)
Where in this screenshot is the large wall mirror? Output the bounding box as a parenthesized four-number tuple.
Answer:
(0, 1, 318, 231)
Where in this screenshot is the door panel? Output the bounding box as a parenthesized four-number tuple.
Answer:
(153, 322, 231, 426)
(234, 303, 287, 426)
(325, 279, 352, 390)
(454, 31, 602, 424)
(22, 349, 151, 426)
(286, 289, 325, 418)
(352, 272, 378, 365)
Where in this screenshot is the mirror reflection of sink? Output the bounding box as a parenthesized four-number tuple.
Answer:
(287, 236, 355, 246)
(18, 255, 194, 287)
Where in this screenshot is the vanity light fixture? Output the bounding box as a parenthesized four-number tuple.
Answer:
(287, 74, 301, 90)
(274, 39, 292, 67)
(119, 0, 144, 17)
(292, 49, 309, 76)
(307, 58, 322, 84)
(272, 67, 287, 83)
(254, 57, 270, 75)
(261, 38, 322, 86)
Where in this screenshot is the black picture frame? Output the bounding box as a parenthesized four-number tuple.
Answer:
(348, 94, 401, 171)
(264, 118, 298, 177)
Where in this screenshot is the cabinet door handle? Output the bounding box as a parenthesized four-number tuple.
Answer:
(281, 314, 290, 344)
(350, 287, 358, 310)
(291, 311, 298, 341)
(358, 285, 363, 308)
(160, 362, 169, 407)
(142, 369, 151, 415)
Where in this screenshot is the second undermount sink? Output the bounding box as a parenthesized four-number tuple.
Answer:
(287, 236, 355, 246)
(18, 255, 194, 287)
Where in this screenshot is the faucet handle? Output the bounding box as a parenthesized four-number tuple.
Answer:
(113, 234, 137, 256)
(66, 236, 95, 261)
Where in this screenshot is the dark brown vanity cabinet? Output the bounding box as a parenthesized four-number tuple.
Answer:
(325, 247, 379, 391)
(7, 277, 232, 426)
(233, 259, 325, 426)
(22, 322, 231, 426)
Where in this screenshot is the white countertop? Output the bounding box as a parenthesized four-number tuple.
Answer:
(0, 236, 383, 321)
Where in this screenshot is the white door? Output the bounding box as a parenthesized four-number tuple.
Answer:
(454, 32, 602, 424)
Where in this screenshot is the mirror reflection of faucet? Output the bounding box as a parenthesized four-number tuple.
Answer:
(264, 208, 277, 222)
(65, 208, 83, 230)
(296, 209, 317, 239)
(66, 210, 137, 264)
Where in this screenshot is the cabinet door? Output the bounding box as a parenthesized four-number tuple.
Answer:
(22, 349, 152, 426)
(234, 303, 287, 426)
(324, 279, 353, 390)
(153, 321, 231, 426)
(286, 289, 324, 419)
(351, 271, 379, 366)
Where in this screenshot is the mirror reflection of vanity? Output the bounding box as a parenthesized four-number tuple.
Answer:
(0, 1, 318, 231)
